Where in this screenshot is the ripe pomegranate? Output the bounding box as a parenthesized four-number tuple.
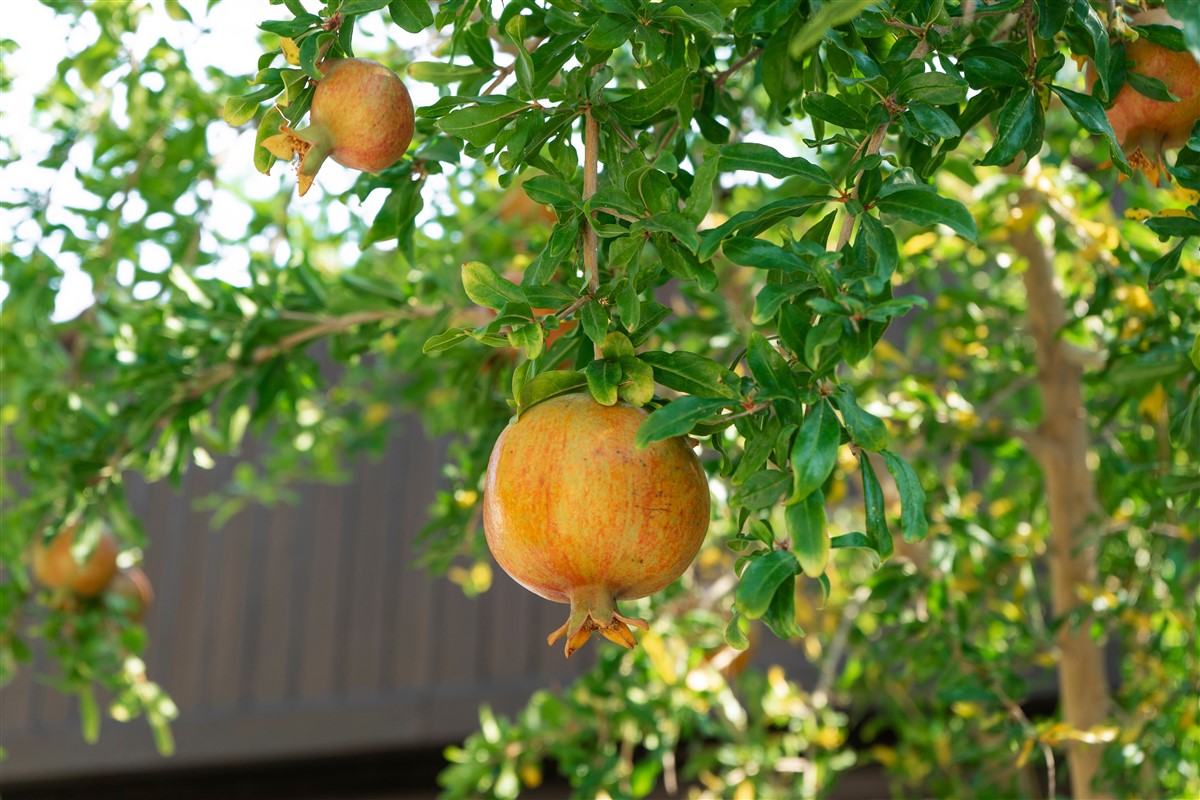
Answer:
(263, 58, 414, 196)
(107, 567, 154, 621)
(483, 392, 711, 656)
(1091, 8, 1200, 181)
(31, 523, 119, 597)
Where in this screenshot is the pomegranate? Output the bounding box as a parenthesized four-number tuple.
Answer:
(31, 523, 119, 597)
(483, 392, 711, 657)
(1092, 8, 1200, 181)
(108, 567, 154, 621)
(263, 58, 414, 196)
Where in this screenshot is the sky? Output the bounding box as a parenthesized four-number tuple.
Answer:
(1, 0, 800, 323)
(0, 0, 442, 322)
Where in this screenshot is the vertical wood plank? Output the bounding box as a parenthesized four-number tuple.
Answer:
(169, 460, 224, 712)
(250, 485, 303, 706)
(343, 450, 391, 694)
(294, 480, 345, 699)
(387, 430, 442, 690)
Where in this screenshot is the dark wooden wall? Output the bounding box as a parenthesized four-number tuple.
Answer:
(1, 416, 599, 783)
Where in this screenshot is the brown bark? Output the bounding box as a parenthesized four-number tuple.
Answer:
(1013, 201, 1113, 800)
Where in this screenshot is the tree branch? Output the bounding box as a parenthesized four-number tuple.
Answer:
(1011, 179, 1113, 800)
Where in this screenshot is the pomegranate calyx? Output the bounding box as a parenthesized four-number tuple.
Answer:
(260, 125, 328, 196)
(546, 588, 649, 657)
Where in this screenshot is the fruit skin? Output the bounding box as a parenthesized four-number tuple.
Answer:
(31, 523, 119, 597)
(1091, 8, 1200, 180)
(107, 567, 154, 621)
(483, 392, 711, 657)
(262, 58, 414, 196)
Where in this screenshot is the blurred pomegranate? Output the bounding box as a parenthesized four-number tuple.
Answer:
(31, 523, 119, 597)
(108, 566, 154, 621)
(483, 393, 710, 656)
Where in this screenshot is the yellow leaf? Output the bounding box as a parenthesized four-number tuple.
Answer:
(901, 231, 939, 256)
(1016, 737, 1035, 768)
(1138, 383, 1166, 420)
(280, 37, 301, 65)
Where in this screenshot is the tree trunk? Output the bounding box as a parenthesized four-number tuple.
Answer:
(1013, 199, 1113, 800)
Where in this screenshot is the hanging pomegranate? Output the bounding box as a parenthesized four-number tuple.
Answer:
(263, 57, 414, 196)
(483, 393, 710, 657)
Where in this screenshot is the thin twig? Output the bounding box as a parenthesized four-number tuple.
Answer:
(834, 38, 931, 251)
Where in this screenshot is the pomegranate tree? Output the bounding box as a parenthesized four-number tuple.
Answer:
(263, 57, 414, 196)
(1096, 8, 1200, 181)
(483, 393, 710, 657)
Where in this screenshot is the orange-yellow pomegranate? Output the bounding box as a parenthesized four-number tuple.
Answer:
(31, 523, 119, 597)
(263, 57, 414, 196)
(483, 392, 710, 657)
(1091, 8, 1200, 181)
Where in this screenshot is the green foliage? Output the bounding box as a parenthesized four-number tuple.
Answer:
(3, 0, 1199, 797)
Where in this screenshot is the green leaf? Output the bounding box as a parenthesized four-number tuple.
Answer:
(683, 149, 720, 222)
(635, 396, 732, 448)
(897, 72, 969, 106)
(507, 322, 544, 360)
(253, 107, 286, 174)
(639, 351, 740, 398)
(422, 327, 471, 354)
(600, 331, 635, 359)
(524, 174, 578, 208)
(1145, 215, 1200, 239)
(656, 2, 724, 34)
(723, 237, 811, 273)
(438, 100, 529, 147)
(788, 0, 874, 60)
(762, 573, 801, 638)
(787, 490, 828, 578)
(876, 188, 977, 242)
(733, 469, 791, 510)
(579, 299, 609, 345)
(860, 454, 894, 560)
(517, 371, 587, 415)
(802, 92, 867, 130)
(628, 301, 671, 346)
(407, 62, 487, 85)
(724, 614, 750, 650)
(1125, 71, 1181, 103)
(752, 283, 812, 326)
(389, 0, 434, 33)
(978, 88, 1041, 168)
(831, 387, 888, 451)
(1035, 0, 1069, 38)
(223, 85, 279, 126)
(259, 16, 321, 38)
(617, 355, 655, 406)
(462, 261, 527, 310)
(1050, 85, 1132, 175)
(698, 196, 830, 261)
(960, 46, 1029, 89)
(615, 279, 641, 332)
(788, 399, 840, 504)
(609, 69, 689, 123)
(341, 0, 390, 14)
(586, 359, 622, 406)
(747, 333, 795, 401)
(642, 212, 700, 254)
(882, 451, 929, 543)
(735, 550, 799, 619)
(736, 0, 794, 35)
(718, 142, 833, 185)
(1148, 241, 1186, 287)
